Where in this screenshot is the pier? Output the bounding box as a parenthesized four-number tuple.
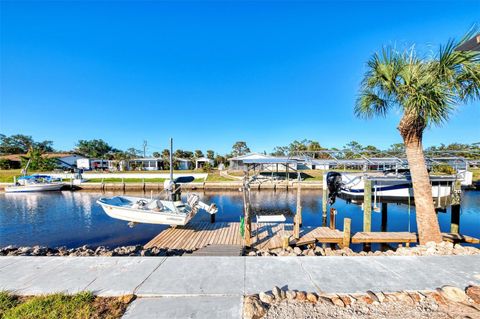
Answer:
(145, 222, 345, 251)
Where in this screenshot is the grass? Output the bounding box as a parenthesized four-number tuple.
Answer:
(205, 170, 238, 182)
(1, 168, 479, 184)
(0, 291, 129, 319)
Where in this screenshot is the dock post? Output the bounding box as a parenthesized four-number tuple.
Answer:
(450, 204, 460, 234)
(363, 178, 372, 251)
(322, 173, 328, 227)
(297, 182, 302, 227)
(363, 178, 372, 232)
(381, 202, 388, 232)
(329, 208, 337, 230)
(450, 180, 461, 234)
(243, 179, 252, 248)
(342, 218, 351, 248)
(122, 177, 125, 192)
(294, 183, 302, 239)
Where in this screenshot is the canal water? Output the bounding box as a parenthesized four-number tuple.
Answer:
(0, 190, 479, 249)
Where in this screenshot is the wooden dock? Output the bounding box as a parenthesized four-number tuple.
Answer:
(144, 222, 479, 252)
(145, 222, 344, 251)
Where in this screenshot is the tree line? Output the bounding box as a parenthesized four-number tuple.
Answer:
(1, 134, 478, 165)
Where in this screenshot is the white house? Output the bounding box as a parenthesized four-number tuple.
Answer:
(176, 158, 192, 170)
(55, 154, 87, 168)
(195, 157, 214, 170)
(76, 158, 109, 171)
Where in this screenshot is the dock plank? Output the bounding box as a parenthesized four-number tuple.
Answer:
(352, 232, 417, 244)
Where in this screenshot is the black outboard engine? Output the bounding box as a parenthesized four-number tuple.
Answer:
(326, 171, 343, 205)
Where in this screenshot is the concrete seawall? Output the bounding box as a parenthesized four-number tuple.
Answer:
(0, 181, 324, 192)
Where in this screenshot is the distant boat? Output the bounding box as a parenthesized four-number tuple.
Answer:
(5, 175, 65, 193)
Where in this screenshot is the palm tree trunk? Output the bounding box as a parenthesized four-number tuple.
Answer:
(400, 121, 443, 244)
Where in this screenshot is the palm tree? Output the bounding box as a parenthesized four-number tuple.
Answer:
(355, 31, 480, 244)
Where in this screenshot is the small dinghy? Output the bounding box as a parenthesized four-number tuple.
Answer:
(5, 175, 65, 193)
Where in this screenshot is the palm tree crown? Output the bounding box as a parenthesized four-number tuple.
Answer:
(355, 31, 479, 140)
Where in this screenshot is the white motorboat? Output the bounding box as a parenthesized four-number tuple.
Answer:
(97, 192, 217, 226)
(5, 175, 65, 193)
(96, 138, 218, 226)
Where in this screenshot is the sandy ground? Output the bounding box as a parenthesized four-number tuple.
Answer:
(263, 297, 480, 319)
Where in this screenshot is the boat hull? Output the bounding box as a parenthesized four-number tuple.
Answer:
(97, 196, 194, 225)
(339, 173, 452, 199)
(5, 183, 65, 193)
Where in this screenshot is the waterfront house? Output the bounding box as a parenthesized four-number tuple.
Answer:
(0, 153, 86, 169)
(176, 158, 192, 170)
(128, 158, 166, 171)
(195, 157, 214, 170)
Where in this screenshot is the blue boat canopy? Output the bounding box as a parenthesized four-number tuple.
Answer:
(18, 175, 53, 180)
(173, 176, 195, 184)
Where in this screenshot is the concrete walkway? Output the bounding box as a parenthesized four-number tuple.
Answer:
(1, 255, 479, 318)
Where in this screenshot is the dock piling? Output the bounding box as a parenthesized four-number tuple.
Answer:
(294, 182, 302, 239)
(329, 208, 337, 230)
(242, 179, 252, 248)
(322, 173, 328, 226)
(363, 178, 372, 232)
(342, 218, 351, 248)
(363, 178, 372, 251)
(381, 202, 388, 232)
(451, 204, 460, 234)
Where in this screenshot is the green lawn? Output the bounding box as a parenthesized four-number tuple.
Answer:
(0, 291, 129, 319)
(1, 168, 478, 185)
(204, 170, 238, 182)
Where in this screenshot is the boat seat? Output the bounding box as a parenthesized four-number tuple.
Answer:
(147, 200, 165, 211)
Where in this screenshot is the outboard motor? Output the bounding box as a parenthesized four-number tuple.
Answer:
(326, 172, 343, 205)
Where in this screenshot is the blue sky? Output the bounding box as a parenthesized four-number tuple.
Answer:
(1, 1, 479, 155)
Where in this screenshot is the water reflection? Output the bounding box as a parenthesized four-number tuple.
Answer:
(0, 189, 479, 249)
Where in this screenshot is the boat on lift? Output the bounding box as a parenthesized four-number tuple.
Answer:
(96, 138, 218, 226)
(326, 169, 460, 204)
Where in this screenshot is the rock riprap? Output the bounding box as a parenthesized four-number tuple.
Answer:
(247, 285, 480, 319)
(0, 245, 191, 257)
(248, 241, 480, 257)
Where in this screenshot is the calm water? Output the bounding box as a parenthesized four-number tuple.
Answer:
(0, 189, 479, 249)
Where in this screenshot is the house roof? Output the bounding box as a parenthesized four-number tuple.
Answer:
(229, 153, 270, 161)
(131, 158, 164, 161)
(456, 34, 480, 51)
(242, 158, 298, 164)
(0, 153, 83, 161)
(175, 157, 192, 162)
(195, 157, 213, 162)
